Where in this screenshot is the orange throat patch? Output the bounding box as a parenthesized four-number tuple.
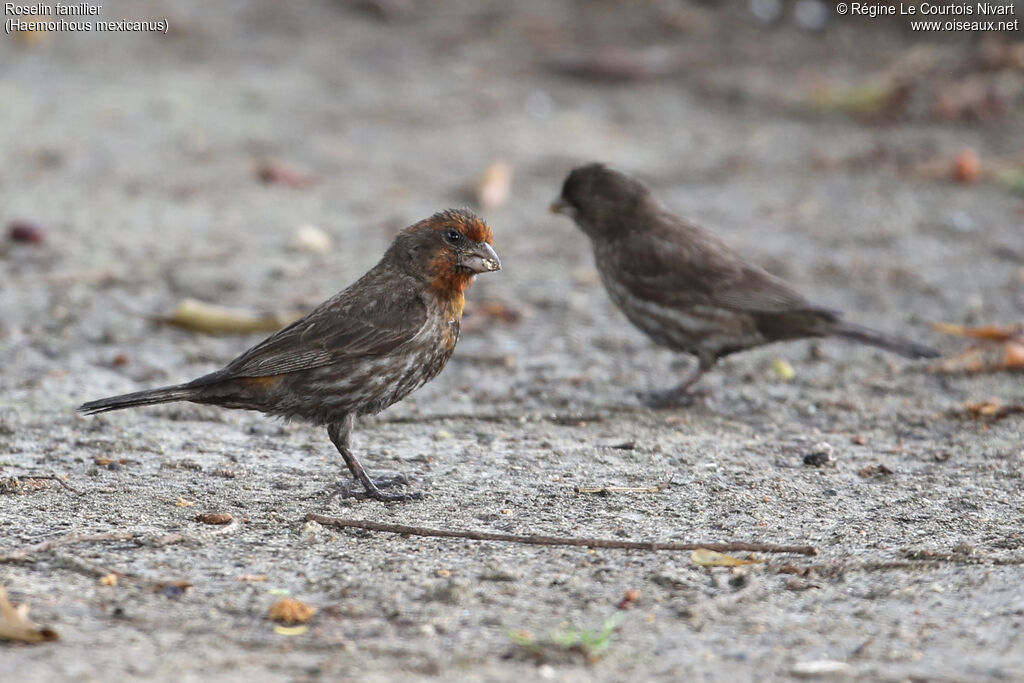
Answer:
(428, 251, 474, 309)
(428, 265, 469, 351)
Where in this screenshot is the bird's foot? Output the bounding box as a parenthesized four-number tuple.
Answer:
(638, 387, 707, 409)
(334, 474, 424, 502)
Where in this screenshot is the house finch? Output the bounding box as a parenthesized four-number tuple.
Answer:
(551, 163, 937, 407)
(78, 209, 500, 501)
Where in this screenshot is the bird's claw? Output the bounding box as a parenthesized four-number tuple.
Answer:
(363, 488, 425, 503)
(334, 474, 424, 502)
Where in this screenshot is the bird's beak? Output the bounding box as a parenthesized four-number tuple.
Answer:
(459, 242, 501, 273)
(549, 198, 576, 218)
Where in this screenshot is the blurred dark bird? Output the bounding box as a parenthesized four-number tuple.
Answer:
(551, 163, 937, 407)
(79, 209, 501, 501)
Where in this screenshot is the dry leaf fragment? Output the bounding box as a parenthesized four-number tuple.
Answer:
(7, 220, 47, 244)
(461, 300, 524, 334)
(932, 322, 1022, 341)
(859, 464, 894, 478)
(475, 300, 522, 323)
(933, 340, 1024, 374)
(175, 497, 195, 507)
(159, 298, 305, 335)
(965, 399, 1003, 419)
(475, 161, 512, 210)
(932, 78, 1005, 123)
(952, 147, 981, 183)
(94, 457, 130, 467)
(911, 150, 993, 184)
(545, 47, 681, 82)
(777, 565, 812, 576)
(153, 581, 192, 597)
(274, 624, 308, 636)
(771, 358, 795, 381)
(962, 399, 1024, 422)
(690, 549, 761, 567)
(13, 24, 50, 46)
(0, 586, 59, 644)
(268, 597, 316, 625)
(616, 589, 640, 610)
(931, 322, 1024, 374)
(255, 160, 321, 188)
(808, 79, 909, 119)
(195, 513, 233, 525)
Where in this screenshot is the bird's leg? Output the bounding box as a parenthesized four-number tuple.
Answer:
(327, 417, 423, 502)
(640, 354, 716, 408)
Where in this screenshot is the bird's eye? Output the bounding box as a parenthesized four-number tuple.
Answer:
(444, 229, 463, 244)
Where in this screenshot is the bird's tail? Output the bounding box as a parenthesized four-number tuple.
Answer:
(77, 384, 197, 415)
(831, 321, 939, 359)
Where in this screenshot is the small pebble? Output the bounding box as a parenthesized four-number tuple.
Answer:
(803, 442, 836, 467)
(290, 224, 332, 254)
(161, 585, 184, 598)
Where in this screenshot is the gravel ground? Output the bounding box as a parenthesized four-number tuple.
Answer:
(2, 2, 1023, 681)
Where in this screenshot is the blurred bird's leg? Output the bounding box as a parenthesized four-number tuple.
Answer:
(327, 416, 423, 502)
(640, 354, 716, 408)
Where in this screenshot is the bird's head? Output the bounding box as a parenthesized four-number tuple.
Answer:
(391, 208, 500, 296)
(550, 163, 656, 241)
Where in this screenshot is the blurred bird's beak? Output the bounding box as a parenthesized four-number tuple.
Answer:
(549, 198, 576, 218)
(459, 242, 501, 273)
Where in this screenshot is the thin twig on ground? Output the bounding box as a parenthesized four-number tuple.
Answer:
(0, 532, 137, 563)
(0, 474, 82, 495)
(30, 475, 83, 495)
(769, 554, 1024, 576)
(52, 553, 118, 579)
(305, 514, 819, 556)
(147, 518, 241, 547)
(575, 481, 671, 494)
(374, 406, 652, 425)
(0, 520, 242, 564)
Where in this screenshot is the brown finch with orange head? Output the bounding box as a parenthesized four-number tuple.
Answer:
(79, 209, 500, 501)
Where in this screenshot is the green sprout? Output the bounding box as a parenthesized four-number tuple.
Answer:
(508, 613, 623, 664)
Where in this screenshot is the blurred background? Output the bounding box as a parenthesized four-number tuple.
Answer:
(2, 0, 1022, 404)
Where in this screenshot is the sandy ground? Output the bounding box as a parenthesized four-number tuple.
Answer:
(2, 1, 1023, 680)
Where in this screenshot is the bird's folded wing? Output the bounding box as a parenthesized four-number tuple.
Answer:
(608, 224, 821, 315)
(217, 280, 428, 379)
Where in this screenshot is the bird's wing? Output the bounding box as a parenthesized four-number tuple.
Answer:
(604, 214, 818, 315)
(217, 272, 428, 379)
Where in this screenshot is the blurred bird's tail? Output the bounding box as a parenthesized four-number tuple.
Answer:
(77, 385, 196, 415)
(832, 321, 939, 359)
